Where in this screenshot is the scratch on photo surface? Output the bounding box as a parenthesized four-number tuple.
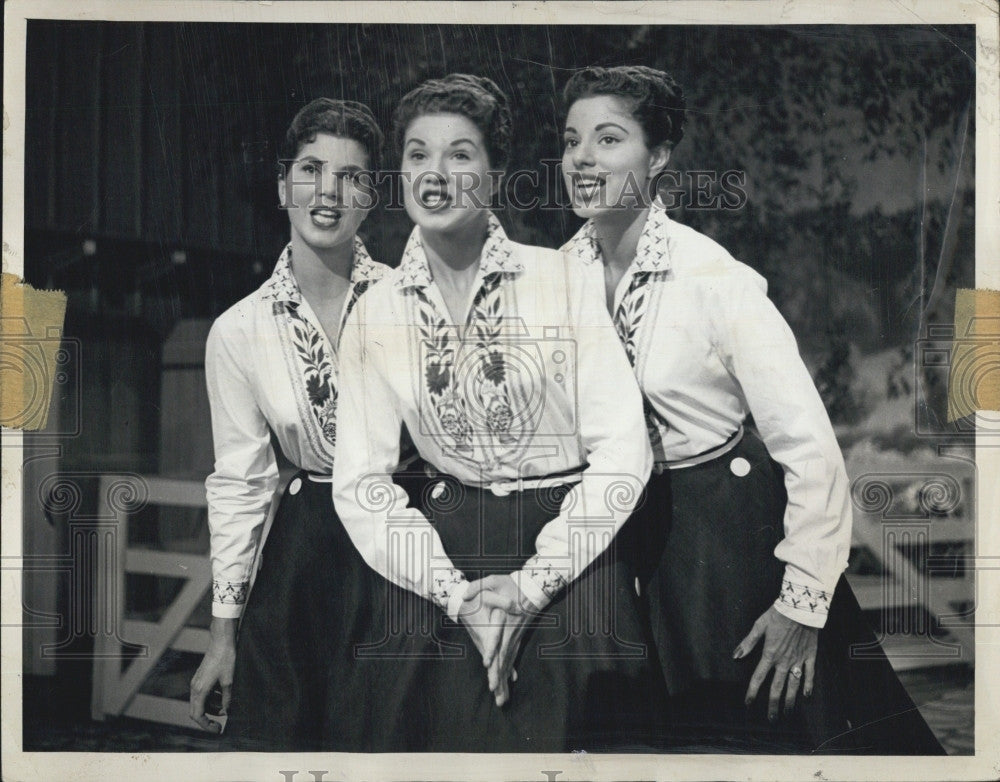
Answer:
(888, 0, 978, 66)
(814, 704, 932, 752)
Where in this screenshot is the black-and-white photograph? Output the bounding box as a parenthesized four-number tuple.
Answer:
(3, 1, 998, 779)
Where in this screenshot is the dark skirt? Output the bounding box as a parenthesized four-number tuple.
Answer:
(355, 471, 668, 753)
(625, 428, 945, 754)
(222, 469, 417, 752)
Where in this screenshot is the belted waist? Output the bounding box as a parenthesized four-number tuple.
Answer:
(304, 452, 422, 484)
(422, 462, 586, 497)
(653, 425, 745, 473)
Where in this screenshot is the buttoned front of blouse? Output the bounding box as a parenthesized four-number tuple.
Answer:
(563, 204, 852, 628)
(205, 237, 390, 618)
(332, 215, 652, 617)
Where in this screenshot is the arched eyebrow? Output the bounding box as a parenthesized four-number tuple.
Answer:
(294, 156, 365, 172)
(404, 137, 479, 147)
(563, 122, 630, 135)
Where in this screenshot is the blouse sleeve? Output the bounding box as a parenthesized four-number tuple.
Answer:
(204, 315, 280, 619)
(332, 303, 471, 619)
(512, 258, 653, 609)
(715, 268, 852, 628)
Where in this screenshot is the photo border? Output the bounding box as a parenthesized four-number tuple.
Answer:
(3, 1, 998, 780)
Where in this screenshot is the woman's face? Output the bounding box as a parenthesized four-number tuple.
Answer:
(278, 133, 372, 254)
(401, 112, 496, 235)
(562, 95, 667, 219)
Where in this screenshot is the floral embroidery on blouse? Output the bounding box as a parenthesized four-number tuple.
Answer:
(614, 271, 653, 366)
(414, 287, 474, 453)
(262, 238, 388, 454)
(289, 315, 340, 443)
(613, 269, 670, 452)
(565, 206, 672, 449)
(397, 215, 533, 467)
(777, 578, 831, 615)
(470, 274, 517, 445)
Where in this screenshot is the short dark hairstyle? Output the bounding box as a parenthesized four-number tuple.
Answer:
(278, 98, 383, 175)
(392, 73, 512, 169)
(563, 66, 686, 149)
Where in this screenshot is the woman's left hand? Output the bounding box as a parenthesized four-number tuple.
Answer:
(491, 604, 532, 707)
(733, 605, 819, 721)
(470, 574, 535, 706)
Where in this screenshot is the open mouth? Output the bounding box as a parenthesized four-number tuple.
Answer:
(419, 188, 451, 211)
(310, 207, 342, 228)
(571, 175, 605, 201)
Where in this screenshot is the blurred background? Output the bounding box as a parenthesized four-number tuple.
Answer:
(19, 21, 976, 752)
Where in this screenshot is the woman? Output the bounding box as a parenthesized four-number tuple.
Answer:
(188, 98, 401, 751)
(559, 65, 944, 754)
(332, 73, 665, 752)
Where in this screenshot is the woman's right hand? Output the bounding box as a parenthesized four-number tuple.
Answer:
(458, 577, 529, 704)
(457, 578, 521, 669)
(189, 616, 238, 733)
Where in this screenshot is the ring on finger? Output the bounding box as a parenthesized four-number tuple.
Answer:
(790, 665, 803, 679)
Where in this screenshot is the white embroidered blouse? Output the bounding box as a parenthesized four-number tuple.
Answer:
(562, 203, 852, 629)
(332, 215, 652, 618)
(205, 238, 390, 618)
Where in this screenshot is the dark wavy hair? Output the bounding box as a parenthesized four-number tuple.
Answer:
(392, 73, 512, 169)
(278, 98, 384, 175)
(563, 66, 686, 149)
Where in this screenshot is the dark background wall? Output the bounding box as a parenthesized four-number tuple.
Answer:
(24, 22, 974, 353)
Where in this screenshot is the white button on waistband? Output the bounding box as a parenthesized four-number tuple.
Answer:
(288, 477, 302, 495)
(730, 457, 751, 477)
(430, 481, 447, 500)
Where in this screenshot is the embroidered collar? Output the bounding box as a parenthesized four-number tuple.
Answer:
(261, 236, 386, 304)
(395, 212, 524, 290)
(350, 236, 388, 285)
(261, 244, 300, 304)
(564, 201, 673, 274)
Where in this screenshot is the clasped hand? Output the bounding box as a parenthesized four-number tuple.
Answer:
(456, 574, 535, 707)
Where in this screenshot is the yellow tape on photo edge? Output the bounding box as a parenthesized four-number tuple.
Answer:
(0, 272, 68, 431)
(947, 287, 1000, 422)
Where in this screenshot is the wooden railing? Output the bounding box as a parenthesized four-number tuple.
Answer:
(90, 473, 284, 728)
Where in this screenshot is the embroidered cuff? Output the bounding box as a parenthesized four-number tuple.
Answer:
(773, 578, 831, 629)
(430, 567, 468, 615)
(518, 556, 568, 610)
(212, 580, 248, 619)
(213, 579, 248, 605)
